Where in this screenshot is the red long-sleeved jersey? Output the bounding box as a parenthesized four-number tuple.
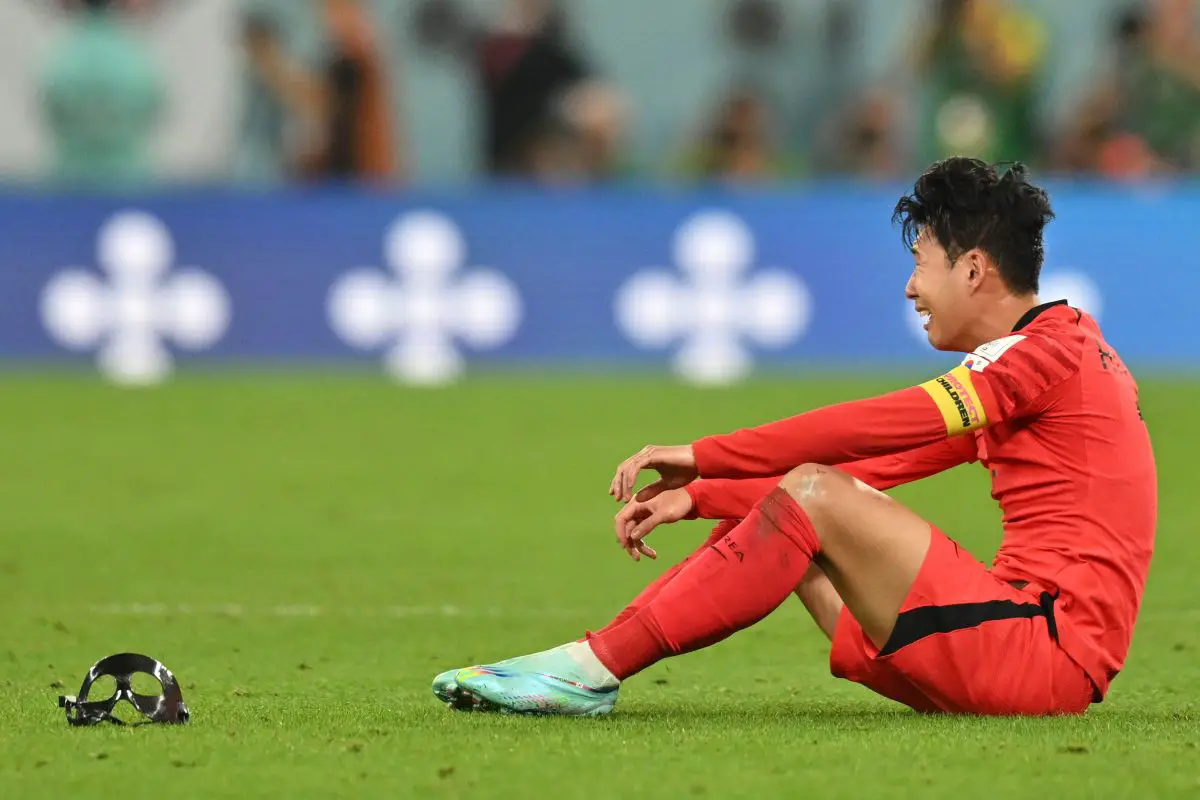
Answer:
(683, 303, 1157, 699)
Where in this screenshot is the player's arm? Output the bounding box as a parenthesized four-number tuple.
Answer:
(690, 332, 1081, 480)
(610, 333, 1079, 500)
(684, 437, 977, 519)
(609, 374, 980, 500)
(687, 367, 990, 479)
(840, 436, 979, 488)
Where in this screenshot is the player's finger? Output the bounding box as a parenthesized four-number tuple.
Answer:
(615, 509, 634, 547)
(609, 464, 625, 499)
(617, 446, 651, 500)
(636, 541, 657, 560)
(614, 503, 639, 547)
(620, 501, 655, 548)
(615, 457, 633, 502)
(630, 511, 664, 543)
(623, 535, 639, 561)
(626, 508, 651, 546)
(621, 454, 648, 502)
(615, 500, 640, 523)
(611, 454, 638, 498)
(618, 474, 636, 502)
(611, 459, 632, 501)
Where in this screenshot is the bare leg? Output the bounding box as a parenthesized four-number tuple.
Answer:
(585, 466, 931, 680)
(794, 561, 842, 641)
(778, 464, 931, 649)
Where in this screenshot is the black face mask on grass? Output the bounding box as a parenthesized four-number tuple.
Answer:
(58, 653, 189, 726)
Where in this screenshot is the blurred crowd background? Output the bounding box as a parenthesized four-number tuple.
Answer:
(1, 0, 1198, 190)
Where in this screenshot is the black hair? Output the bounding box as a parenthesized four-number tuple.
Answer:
(892, 157, 1055, 294)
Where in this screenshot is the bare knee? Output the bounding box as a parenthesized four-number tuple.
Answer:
(778, 463, 827, 497)
(777, 464, 870, 544)
(778, 463, 849, 513)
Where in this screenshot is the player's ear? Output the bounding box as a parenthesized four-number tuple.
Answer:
(964, 249, 988, 292)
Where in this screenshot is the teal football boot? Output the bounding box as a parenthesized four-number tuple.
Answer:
(452, 646, 619, 716)
(432, 644, 576, 712)
(432, 667, 491, 711)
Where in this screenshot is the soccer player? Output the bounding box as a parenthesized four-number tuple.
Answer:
(432, 157, 1157, 716)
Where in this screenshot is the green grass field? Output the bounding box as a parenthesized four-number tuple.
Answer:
(1, 373, 1197, 798)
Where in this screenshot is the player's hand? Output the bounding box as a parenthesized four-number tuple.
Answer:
(614, 488, 695, 561)
(609, 444, 698, 504)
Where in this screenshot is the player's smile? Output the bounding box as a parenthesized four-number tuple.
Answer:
(905, 238, 945, 344)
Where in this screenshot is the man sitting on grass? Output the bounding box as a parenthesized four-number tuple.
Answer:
(432, 157, 1157, 716)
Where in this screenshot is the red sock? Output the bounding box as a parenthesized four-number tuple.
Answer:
(588, 488, 820, 680)
(583, 520, 741, 639)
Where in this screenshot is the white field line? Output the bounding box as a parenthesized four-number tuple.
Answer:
(79, 603, 1200, 622)
(83, 603, 592, 620)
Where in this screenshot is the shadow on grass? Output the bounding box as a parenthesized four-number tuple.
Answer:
(610, 701, 908, 724)
(602, 702, 1199, 728)
(426, 701, 1200, 733)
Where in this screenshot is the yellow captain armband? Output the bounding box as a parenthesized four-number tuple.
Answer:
(919, 365, 989, 434)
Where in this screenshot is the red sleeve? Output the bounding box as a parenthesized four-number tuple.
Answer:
(690, 329, 1084, 480)
(692, 375, 986, 479)
(685, 477, 779, 520)
(839, 435, 978, 489)
(684, 436, 977, 519)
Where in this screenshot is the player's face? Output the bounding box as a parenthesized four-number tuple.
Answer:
(904, 232, 974, 351)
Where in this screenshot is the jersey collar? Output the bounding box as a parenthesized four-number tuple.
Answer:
(1012, 299, 1069, 332)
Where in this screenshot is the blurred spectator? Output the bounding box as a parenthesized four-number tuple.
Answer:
(308, 0, 400, 182)
(816, 90, 906, 180)
(240, 0, 401, 184)
(913, 0, 1046, 167)
(556, 80, 629, 181)
(39, 0, 163, 189)
(1056, 0, 1200, 178)
(806, 0, 904, 180)
(473, 0, 625, 181)
(674, 86, 795, 183)
(234, 11, 291, 184)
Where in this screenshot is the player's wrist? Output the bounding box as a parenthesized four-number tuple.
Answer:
(681, 483, 701, 519)
(679, 444, 697, 468)
(689, 438, 714, 477)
